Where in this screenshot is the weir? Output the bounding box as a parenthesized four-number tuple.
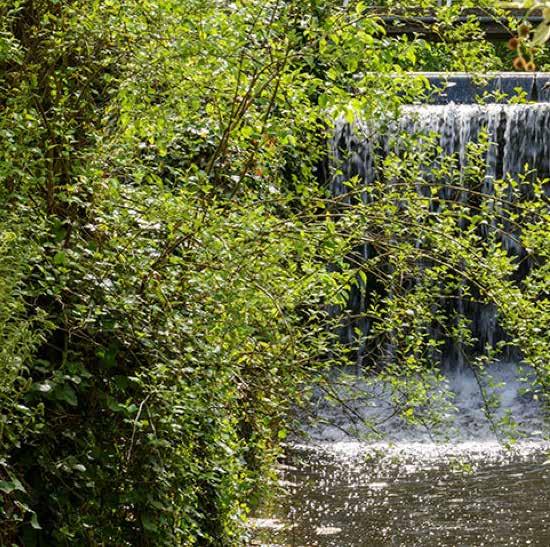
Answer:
(417, 72, 550, 104)
(254, 75, 550, 547)
(331, 73, 550, 371)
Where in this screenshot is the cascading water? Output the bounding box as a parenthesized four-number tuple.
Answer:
(332, 103, 550, 197)
(252, 81, 550, 546)
(331, 102, 550, 370)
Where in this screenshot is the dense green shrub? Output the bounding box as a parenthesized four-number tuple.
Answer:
(0, 1, 360, 543)
(0, 0, 548, 544)
(0, 217, 51, 539)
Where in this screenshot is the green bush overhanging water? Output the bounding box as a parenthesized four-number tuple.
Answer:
(0, 1, 548, 544)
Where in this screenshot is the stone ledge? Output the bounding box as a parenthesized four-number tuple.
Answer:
(420, 72, 550, 103)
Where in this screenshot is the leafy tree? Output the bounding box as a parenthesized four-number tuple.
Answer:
(0, 0, 548, 544)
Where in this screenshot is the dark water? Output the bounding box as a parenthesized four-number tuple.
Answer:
(251, 443, 550, 546)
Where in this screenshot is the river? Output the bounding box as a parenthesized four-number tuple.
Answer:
(251, 442, 549, 546)
(251, 363, 549, 546)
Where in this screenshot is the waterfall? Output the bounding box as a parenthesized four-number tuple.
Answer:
(332, 103, 550, 197)
(331, 102, 550, 369)
(305, 362, 547, 443)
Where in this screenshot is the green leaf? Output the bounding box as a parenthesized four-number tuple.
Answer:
(106, 396, 123, 412)
(141, 513, 158, 532)
(531, 21, 550, 46)
(53, 251, 66, 265)
(0, 481, 15, 494)
(30, 513, 42, 530)
(35, 381, 53, 393)
(54, 384, 78, 406)
(240, 125, 254, 138)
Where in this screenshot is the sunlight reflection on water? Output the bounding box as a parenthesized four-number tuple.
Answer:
(252, 362, 549, 546)
(252, 441, 550, 546)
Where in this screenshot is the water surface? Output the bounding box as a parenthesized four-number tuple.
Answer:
(251, 442, 550, 546)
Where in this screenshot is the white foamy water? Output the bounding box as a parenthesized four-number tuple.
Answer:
(301, 362, 548, 448)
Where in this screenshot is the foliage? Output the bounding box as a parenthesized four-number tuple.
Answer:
(0, 216, 51, 537)
(0, 0, 548, 545)
(503, 2, 550, 69)
(0, 0, 377, 543)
